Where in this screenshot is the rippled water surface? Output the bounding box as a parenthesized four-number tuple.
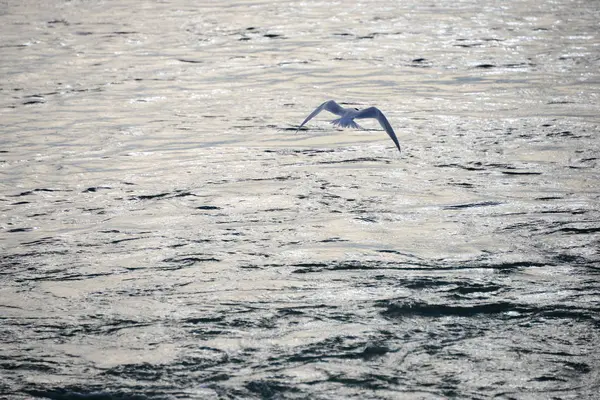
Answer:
(2, 1, 600, 399)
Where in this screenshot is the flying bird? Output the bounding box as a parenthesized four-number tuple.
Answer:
(296, 100, 401, 153)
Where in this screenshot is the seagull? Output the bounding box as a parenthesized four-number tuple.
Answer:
(296, 100, 401, 153)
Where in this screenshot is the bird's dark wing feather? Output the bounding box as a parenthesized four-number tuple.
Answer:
(354, 107, 401, 153)
(296, 100, 345, 132)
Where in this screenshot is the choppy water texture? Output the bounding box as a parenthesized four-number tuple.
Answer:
(1, 1, 600, 399)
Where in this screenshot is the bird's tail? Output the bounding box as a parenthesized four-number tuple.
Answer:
(331, 119, 363, 130)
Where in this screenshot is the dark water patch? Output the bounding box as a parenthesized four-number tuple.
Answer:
(548, 101, 575, 105)
(317, 157, 390, 165)
(26, 387, 152, 400)
(6, 227, 34, 233)
(245, 380, 299, 399)
(276, 307, 305, 317)
(290, 260, 404, 273)
(23, 92, 45, 105)
(238, 29, 285, 41)
(285, 259, 530, 274)
(288, 336, 381, 363)
(110, 237, 142, 244)
(292, 148, 337, 156)
(172, 190, 195, 198)
(162, 255, 220, 268)
(325, 375, 390, 390)
(503, 62, 535, 68)
(320, 237, 346, 243)
(454, 43, 482, 48)
(177, 58, 203, 63)
(443, 201, 502, 210)
(552, 226, 600, 235)
(486, 162, 517, 169)
(380, 299, 600, 326)
(183, 315, 225, 325)
(401, 277, 455, 290)
(514, 347, 581, 358)
(277, 60, 309, 67)
(547, 130, 583, 139)
(536, 196, 564, 201)
(13, 264, 88, 282)
(195, 205, 221, 210)
(21, 237, 60, 246)
(291, 262, 340, 273)
(1, 252, 48, 273)
(376, 249, 424, 259)
(47, 19, 70, 26)
(530, 375, 568, 382)
(81, 207, 105, 214)
(552, 253, 596, 268)
(450, 283, 503, 295)
(0, 44, 29, 48)
(241, 175, 297, 183)
(101, 362, 166, 381)
(563, 361, 591, 374)
(435, 162, 486, 171)
(23, 98, 46, 105)
(11, 188, 67, 197)
(380, 300, 522, 319)
(361, 344, 391, 360)
(1, 357, 59, 373)
(354, 215, 377, 223)
(110, 31, 138, 35)
(568, 164, 594, 169)
(82, 186, 111, 193)
(501, 170, 542, 175)
(54, 271, 116, 281)
(129, 191, 195, 201)
(539, 307, 600, 324)
(178, 348, 231, 370)
(450, 182, 475, 188)
(483, 261, 548, 273)
(78, 319, 156, 336)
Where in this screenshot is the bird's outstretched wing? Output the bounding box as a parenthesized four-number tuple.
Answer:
(354, 107, 401, 153)
(296, 100, 345, 132)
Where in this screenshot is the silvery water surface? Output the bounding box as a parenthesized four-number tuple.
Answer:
(1, 1, 599, 399)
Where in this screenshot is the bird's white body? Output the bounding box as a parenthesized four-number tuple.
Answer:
(296, 100, 401, 153)
(331, 108, 364, 129)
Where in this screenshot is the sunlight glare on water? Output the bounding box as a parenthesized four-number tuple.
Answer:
(1, 1, 599, 399)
